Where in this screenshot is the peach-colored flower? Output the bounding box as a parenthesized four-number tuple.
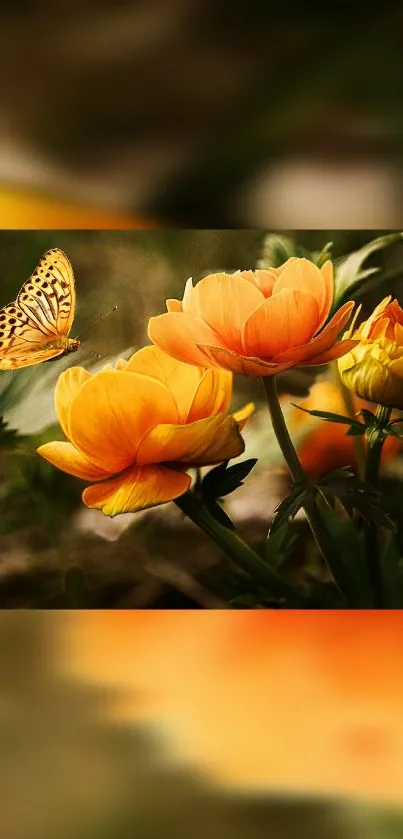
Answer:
(148, 258, 356, 376)
(37, 346, 254, 517)
(338, 296, 403, 408)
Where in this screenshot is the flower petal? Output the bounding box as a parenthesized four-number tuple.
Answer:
(68, 370, 178, 473)
(190, 273, 263, 350)
(137, 413, 245, 467)
(187, 368, 233, 422)
(272, 301, 355, 364)
(195, 344, 294, 376)
(166, 298, 183, 312)
(37, 441, 113, 480)
(232, 401, 255, 429)
(148, 311, 226, 367)
(242, 289, 319, 358)
(55, 366, 91, 439)
(299, 339, 359, 366)
(319, 260, 335, 330)
(273, 258, 332, 328)
(252, 269, 278, 297)
(83, 464, 191, 517)
(125, 345, 205, 423)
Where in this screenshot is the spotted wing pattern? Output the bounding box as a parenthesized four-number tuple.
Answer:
(0, 248, 76, 370)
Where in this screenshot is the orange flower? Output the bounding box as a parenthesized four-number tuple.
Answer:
(338, 296, 403, 408)
(287, 379, 402, 479)
(37, 346, 254, 516)
(148, 258, 356, 376)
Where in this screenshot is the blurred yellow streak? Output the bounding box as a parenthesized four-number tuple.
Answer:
(0, 186, 156, 229)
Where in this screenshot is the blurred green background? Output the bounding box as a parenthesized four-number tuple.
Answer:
(1, 229, 403, 608)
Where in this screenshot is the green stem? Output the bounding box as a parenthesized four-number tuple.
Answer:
(332, 362, 366, 479)
(263, 376, 357, 607)
(364, 405, 391, 608)
(175, 492, 307, 606)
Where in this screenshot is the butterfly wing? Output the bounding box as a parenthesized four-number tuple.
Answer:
(16, 248, 76, 338)
(0, 345, 64, 370)
(0, 248, 77, 370)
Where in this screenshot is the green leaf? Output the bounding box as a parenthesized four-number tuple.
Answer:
(201, 458, 257, 499)
(333, 232, 403, 307)
(314, 501, 370, 607)
(270, 485, 314, 535)
(315, 241, 334, 268)
(257, 234, 311, 269)
(359, 408, 377, 425)
(292, 403, 365, 433)
(318, 471, 396, 532)
(264, 521, 298, 571)
(204, 498, 235, 531)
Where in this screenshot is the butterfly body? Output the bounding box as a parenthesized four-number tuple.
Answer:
(0, 248, 80, 370)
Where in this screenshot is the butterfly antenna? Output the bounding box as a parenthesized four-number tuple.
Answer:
(76, 305, 118, 341)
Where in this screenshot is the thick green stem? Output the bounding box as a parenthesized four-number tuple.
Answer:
(175, 492, 307, 606)
(364, 405, 391, 608)
(263, 376, 357, 607)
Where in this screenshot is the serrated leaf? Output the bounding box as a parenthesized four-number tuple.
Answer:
(201, 458, 257, 499)
(334, 232, 403, 307)
(270, 486, 313, 535)
(317, 470, 396, 532)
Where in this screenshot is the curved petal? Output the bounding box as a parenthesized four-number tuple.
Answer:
(166, 298, 183, 312)
(137, 413, 245, 467)
(69, 370, 178, 473)
(37, 441, 113, 481)
(195, 344, 294, 376)
(319, 260, 335, 329)
(83, 464, 191, 517)
(190, 272, 263, 350)
(148, 311, 226, 367)
(187, 368, 233, 422)
(55, 366, 91, 439)
(252, 269, 278, 297)
(299, 339, 359, 366)
(232, 401, 255, 430)
(272, 301, 355, 364)
(125, 344, 204, 422)
(272, 258, 331, 328)
(114, 358, 129, 370)
(242, 289, 319, 358)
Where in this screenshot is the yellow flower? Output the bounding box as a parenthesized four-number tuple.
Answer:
(37, 346, 253, 516)
(148, 258, 356, 376)
(338, 296, 403, 408)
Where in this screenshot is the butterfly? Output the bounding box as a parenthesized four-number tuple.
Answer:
(0, 248, 80, 370)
